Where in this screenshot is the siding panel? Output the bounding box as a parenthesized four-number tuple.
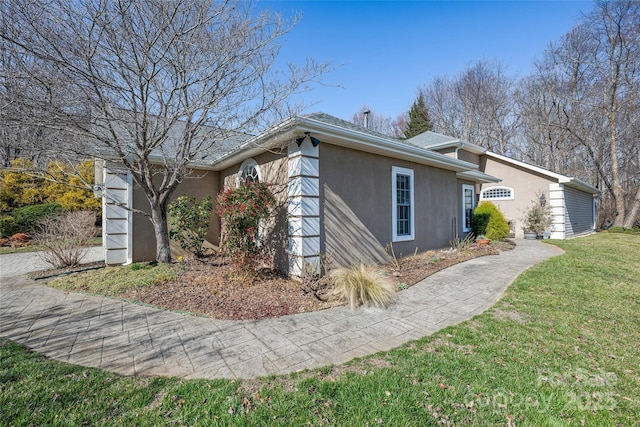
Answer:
(564, 187, 594, 237)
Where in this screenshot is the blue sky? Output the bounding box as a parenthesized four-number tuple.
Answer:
(259, 0, 593, 121)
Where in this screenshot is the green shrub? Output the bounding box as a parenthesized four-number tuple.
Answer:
(168, 195, 214, 257)
(331, 264, 397, 310)
(216, 183, 275, 270)
(470, 212, 490, 237)
(0, 216, 19, 238)
(473, 201, 510, 241)
(13, 203, 62, 233)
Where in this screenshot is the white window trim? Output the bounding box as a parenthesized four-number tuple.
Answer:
(237, 158, 261, 187)
(392, 166, 415, 242)
(480, 186, 514, 201)
(462, 184, 475, 233)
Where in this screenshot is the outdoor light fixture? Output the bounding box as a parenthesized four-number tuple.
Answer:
(93, 183, 104, 198)
(539, 193, 546, 207)
(295, 132, 321, 147)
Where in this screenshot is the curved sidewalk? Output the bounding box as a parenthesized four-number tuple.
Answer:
(0, 240, 562, 380)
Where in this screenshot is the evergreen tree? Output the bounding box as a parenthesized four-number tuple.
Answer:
(403, 93, 433, 139)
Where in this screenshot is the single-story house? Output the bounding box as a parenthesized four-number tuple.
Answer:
(407, 131, 601, 239)
(96, 113, 599, 275)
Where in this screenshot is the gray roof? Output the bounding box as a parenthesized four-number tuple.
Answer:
(407, 131, 460, 148)
(298, 112, 405, 143)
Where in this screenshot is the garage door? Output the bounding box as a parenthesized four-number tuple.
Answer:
(564, 186, 594, 237)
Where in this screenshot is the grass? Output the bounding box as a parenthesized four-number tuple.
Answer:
(47, 262, 177, 296)
(1, 233, 639, 425)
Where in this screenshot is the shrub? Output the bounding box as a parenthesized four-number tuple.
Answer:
(470, 212, 490, 237)
(0, 216, 19, 238)
(331, 264, 397, 310)
(216, 182, 275, 270)
(13, 203, 62, 233)
(0, 158, 99, 212)
(168, 195, 214, 257)
(33, 210, 96, 268)
(522, 195, 552, 236)
(473, 201, 510, 241)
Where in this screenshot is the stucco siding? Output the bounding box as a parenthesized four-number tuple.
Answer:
(458, 149, 480, 166)
(480, 156, 554, 238)
(131, 169, 219, 262)
(319, 143, 458, 267)
(564, 186, 595, 237)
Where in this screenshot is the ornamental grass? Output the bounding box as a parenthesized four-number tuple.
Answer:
(330, 264, 397, 310)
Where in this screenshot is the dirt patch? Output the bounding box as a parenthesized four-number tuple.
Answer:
(492, 308, 527, 324)
(39, 241, 514, 321)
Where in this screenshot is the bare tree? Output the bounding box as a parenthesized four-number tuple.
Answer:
(1, 0, 329, 262)
(421, 60, 519, 155)
(350, 105, 405, 138)
(533, 0, 640, 227)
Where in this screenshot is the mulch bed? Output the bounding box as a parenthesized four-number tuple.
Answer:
(40, 241, 515, 321)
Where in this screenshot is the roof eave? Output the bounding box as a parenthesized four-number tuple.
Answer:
(457, 170, 501, 184)
(560, 177, 601, 195)
(297, 116, 475, 172)
(486, 151, 600, 194)
(429, 140, 486, 155)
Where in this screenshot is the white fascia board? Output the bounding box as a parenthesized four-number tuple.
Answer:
(486, 151, 600, 195)
(297, 117, 476, 172)
(457, 170, 501, 183)
(428, 140, 487, 155)
(486, 151, 568, 181)
(207, 117, 298, 171)
(559, 177, 601, 195)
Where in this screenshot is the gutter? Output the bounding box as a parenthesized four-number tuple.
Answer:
(296, 116, 476, 172)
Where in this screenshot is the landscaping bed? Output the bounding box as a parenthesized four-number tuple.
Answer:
(45, 241, 514, 321)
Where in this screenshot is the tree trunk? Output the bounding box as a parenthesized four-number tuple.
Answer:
(150, 203, 172, 263)
(623, 186, 640, 228)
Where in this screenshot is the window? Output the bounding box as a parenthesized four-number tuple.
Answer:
(480, 186, 514, 200)
(392, 166, 414, 241)
(238, 159, 260, 186)
(462, 184, 474, 232)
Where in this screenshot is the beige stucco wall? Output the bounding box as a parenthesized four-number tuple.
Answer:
(433, 147, 480, 166)
(480, 156, 554, 238)
(319, 143, 459, 267)
(132, 169, 219, 262)
(458, 149, 480, 166)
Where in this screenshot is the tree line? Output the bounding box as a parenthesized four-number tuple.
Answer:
(356, 1, 639, 228)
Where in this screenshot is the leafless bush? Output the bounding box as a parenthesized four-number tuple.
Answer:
(299, 254, 333, 301)
(34, 210, 96, 268)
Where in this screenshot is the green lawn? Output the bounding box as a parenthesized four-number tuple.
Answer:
(1, 233, 639, 426)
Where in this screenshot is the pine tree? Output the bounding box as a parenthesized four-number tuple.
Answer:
(403, 93, 433, 139)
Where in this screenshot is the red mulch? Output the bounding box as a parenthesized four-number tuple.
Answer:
(42, 241, 516, 321)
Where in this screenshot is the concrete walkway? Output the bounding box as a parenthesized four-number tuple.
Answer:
(0, 240, 563, 380)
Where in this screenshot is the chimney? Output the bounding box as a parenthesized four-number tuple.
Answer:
(363, 110, 370, 129)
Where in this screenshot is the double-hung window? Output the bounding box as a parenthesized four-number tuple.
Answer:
(392, 166, 414, 241)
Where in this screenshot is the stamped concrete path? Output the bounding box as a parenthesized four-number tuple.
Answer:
(0, 240, 562, 380)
